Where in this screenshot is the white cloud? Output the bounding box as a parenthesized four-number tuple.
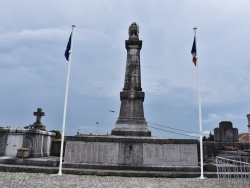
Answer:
(0, 0, 250, 137)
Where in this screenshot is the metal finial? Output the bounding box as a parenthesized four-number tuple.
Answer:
(193, 27, 197, 35)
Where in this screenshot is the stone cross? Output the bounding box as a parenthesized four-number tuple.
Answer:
(33, 108, 45, 124)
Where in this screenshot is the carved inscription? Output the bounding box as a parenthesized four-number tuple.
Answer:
(75, 143, 81, 162)
(145, 146, 152, 158)
(180, 145, 198, 165)
(103, 145, 108, 162)
(143, 143, 198, 166)
(124, 49, 141, 90)
(66, 142, 119, 164)
(97, 144, 103, 162)
(155, 146, 160, 157)
(163, 144, 180, 162)
(86, 143, 91, 162)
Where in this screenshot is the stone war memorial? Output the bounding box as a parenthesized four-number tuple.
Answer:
(64, 23, 199, 171)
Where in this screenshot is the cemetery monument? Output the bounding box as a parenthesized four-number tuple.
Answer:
(0, 108, 55, 157)
(64, 23, 199, 170)
(214, 121, 239, 142)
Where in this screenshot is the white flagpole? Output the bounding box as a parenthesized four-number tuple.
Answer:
(58, 25, 76, 175)
(193, 27, 204, 179)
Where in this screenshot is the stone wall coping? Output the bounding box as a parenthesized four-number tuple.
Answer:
(65, 136, 198, 144)
(218, 150, 250, 155)
(202, 141, 250, 145)
(0, 128, 55, 136)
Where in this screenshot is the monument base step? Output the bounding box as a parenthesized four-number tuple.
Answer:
(111, 129, 151, 137)
(0, 156, 59, 167)
(63, 163, 200, 172)
(0, 163, 216, 178)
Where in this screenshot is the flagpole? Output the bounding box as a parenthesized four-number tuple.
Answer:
(58, 25, 76, 175)
(193, 27, 204, 179)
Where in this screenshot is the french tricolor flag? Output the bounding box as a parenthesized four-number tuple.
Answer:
(191, 37, 197, 66)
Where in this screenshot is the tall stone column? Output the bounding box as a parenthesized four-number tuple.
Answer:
(246, 114, 250, 142)
(111, 23, 151, 137)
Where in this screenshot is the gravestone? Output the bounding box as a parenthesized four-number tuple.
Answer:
(214, 121, 239, 142)
(111, 22, 151, 137)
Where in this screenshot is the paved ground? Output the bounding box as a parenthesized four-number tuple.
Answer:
(0, 172, 219, 188)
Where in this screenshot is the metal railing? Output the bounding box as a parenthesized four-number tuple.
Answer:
(216, 156, 250, 188)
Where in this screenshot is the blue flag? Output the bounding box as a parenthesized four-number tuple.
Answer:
(64, 32, 72, 61)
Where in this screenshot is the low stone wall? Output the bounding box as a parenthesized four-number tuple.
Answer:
(64, 136, 198, 167)
(200, 141, 250, 161)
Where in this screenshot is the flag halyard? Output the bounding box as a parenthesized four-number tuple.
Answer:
(64, 32, 72, 61)
(191, 37, 197, 66)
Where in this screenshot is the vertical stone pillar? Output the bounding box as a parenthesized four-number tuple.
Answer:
(111, 22, 151, 137)
(246, 114, 250, 142)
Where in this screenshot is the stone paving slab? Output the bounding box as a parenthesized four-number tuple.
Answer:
(0, 172, 219, 188)
(0, 156, 217, 178)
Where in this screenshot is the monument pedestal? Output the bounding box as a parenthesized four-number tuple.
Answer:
(112, 118, 151, 137)
(64, 136, 199, 169)
(28, 123, 46, 131)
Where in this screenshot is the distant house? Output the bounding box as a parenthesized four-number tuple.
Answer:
(75, 133, 109, 137)
(238, 133, 249, 142)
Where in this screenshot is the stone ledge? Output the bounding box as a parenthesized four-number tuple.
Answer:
(63, 163, 200, 172)
(65, 136, 198, 144)
(0, 156, 59, 167)
(0, 128, 55, 136)
(0, 157, 59, 167)
(125, 40, 142, 50)
(111, 129, 151, 137)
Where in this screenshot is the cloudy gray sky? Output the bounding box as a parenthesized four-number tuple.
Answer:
(1, 0, 250, 138)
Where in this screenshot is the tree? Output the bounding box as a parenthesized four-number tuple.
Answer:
(202, 132, 214, 141)
(208, 132, 214, 141)
(51, 130, 61, 139)
(202, 136, 208, 141)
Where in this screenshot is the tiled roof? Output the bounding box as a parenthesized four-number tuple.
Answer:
(238, 133, 249, 142)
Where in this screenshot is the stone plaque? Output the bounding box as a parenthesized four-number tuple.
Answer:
(180, 145, 198, 166)
(143, 143, 198, 166)
(163, 144, 181, 162)
(123, 143, 143, 165)
(64, 141, 119, 164)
